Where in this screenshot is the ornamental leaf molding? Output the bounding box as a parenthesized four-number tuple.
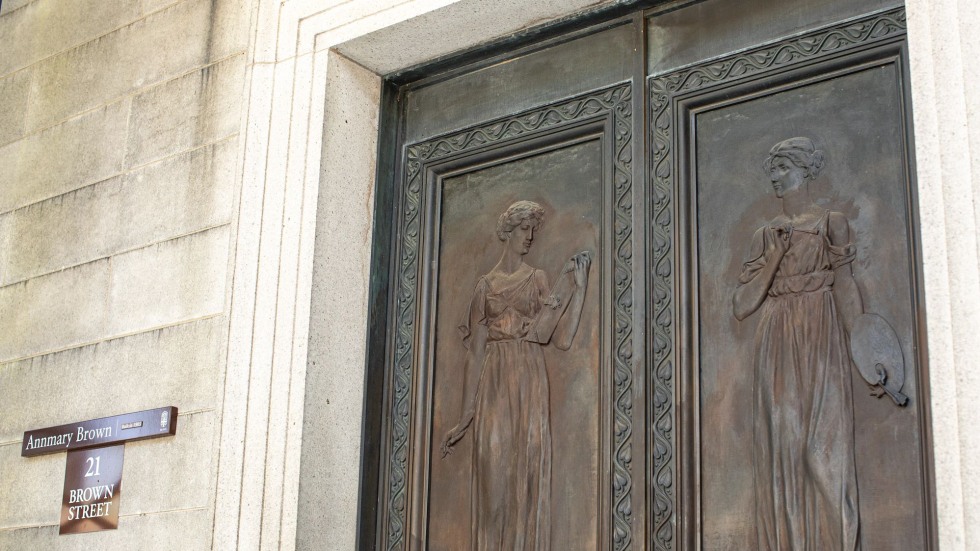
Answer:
(385, 83, 635, 551)
(647, 7, 906, 551)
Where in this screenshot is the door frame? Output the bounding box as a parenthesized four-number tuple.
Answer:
(227, 0, 975, 548)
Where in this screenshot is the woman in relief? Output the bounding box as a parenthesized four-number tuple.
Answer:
(733, 138, 863, 550)
(441, 200, 591, 551)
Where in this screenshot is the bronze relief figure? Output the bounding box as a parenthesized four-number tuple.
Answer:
(733, 137, 908, 550)
(441, 200, 592, 551)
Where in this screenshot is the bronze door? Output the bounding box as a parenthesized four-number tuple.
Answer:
(361, 1, 934, 549)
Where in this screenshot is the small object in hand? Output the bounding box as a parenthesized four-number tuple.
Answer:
(849, 313, 909, 407)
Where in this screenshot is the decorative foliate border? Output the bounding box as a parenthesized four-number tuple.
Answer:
(384, 83, 635, 551)
(610, 86, 635, 551)
(647, 7, 907, 551)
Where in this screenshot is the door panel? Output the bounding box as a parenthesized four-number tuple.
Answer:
(404, 22, 634, 144)
(428, 138, 605, 551)
(646, 0, 902, 76)
(368, 2, 933, 550)
(650, 4, 932, 550)
(382, 70, 641, 549)
(692, 52, 925, 551)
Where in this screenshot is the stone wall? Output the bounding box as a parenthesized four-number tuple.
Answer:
(907, 1, 980, 547)
(0, 0, 248, 548)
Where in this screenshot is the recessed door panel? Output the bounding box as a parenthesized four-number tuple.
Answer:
(427, 136, 604, 551)
(695, 60, 925, 551)
(649, 4, 933, 550)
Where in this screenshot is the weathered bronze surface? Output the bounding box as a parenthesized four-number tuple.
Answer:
(685, 21, 930, 550)
(364, 3, 934, 550)
(378, 79, 637, 550)
(416, 121, 617, 550)
(436, 196, 594, 550)
(731, 136, 906, 549)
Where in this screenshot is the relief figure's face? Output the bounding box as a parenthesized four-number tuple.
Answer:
(768, 156, 807, 198)
(507, 219, 538, 256)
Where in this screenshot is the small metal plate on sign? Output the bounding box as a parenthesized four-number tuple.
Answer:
(60, 444, 124, 534)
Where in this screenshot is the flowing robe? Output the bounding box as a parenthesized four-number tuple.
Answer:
(738, 211, 861, 550)
(459, 266, 552, 551)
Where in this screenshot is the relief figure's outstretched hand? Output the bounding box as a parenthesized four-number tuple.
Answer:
(553, 251, 591, 351)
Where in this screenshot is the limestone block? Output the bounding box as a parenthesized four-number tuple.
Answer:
(0, 0, 141, 77)
(0, 100, 128, 215)
(0, 139, 237, 283)
(0, 69, 30, 146)
(0, 259, 109, 362)
(121, 411, 215, 515)
(210, 0, 252, 60)
(126, 55, 245, 168)
(108, 226, 229, 335)
(139, 0, 180, 16)
(0, 0, 31, 16)
(0, 507, 210, 550)
(25, 0, 212, 131)
(297, 53, 379, 550)
(0, 445, 62, 528)
(0, 317, 226, 443)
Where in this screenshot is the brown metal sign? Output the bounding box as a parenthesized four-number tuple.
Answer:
(60, 444, 125, 534)
(21, 406, 177, 457)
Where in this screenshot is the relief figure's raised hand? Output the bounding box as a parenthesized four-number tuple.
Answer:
(766, 224, 792, 260)
(573, 251, 591, 288)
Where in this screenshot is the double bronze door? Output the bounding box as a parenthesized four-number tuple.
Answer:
(364, 1, 933, 549)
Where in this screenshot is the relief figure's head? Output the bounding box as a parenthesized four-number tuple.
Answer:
(497, 200, 545, 255)
(763, 137, 824, 198)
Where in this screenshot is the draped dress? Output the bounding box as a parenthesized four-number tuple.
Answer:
(737, 211, 861, 550)
(459, 265, 552, 551)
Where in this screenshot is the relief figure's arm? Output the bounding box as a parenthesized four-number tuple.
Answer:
(553, 254, 591, 351)
(441, 325, 485, 458)
(733, 227, 787, 321)
(457, 324, 487, 428)
(828, 212, 891, 399)
(829, 212, 864, 333)
(441, 289, 488, 458)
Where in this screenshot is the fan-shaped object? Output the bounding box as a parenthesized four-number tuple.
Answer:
(850, 313, 908, 406)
